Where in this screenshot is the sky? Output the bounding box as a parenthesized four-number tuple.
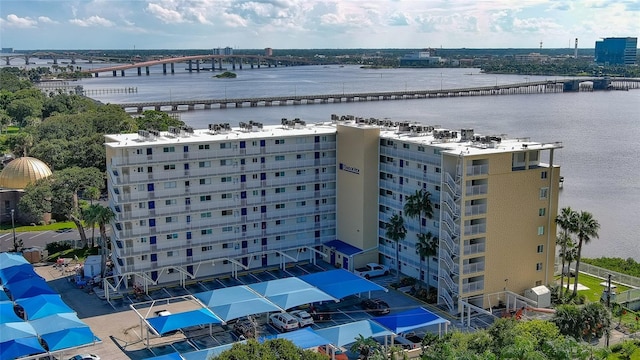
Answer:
(1, 0, 639, 50)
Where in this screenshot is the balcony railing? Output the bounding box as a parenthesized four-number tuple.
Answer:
(465, 184, 488, 196)
(466, 164, 489, 176)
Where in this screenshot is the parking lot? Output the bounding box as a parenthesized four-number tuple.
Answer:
(35, 260, 459, 360)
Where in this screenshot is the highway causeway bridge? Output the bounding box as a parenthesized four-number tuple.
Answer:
(111, 78, 640, 114)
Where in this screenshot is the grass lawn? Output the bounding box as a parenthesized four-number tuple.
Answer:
(559, 273, 631, 303)
(0, 221, 83, 232)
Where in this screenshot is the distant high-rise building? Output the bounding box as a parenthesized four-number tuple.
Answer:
(594, 37, 637, 65)
(265, 48, 273, 57)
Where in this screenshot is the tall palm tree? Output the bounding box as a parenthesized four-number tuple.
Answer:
(416, 232, 438, 290)
(386, 213, 407, 281)
(555, 207, 578, 294)
(85, 204, 115, 277)
(404, 189, 434, 285)
(84, 186, 101, 248)
(572, 211, 600, 297)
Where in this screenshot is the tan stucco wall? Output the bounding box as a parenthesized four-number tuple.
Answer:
(336, 124, 380, 268)
(461, 150, 560, 302)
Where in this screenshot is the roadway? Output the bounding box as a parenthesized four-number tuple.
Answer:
(0, 228, 90, 253)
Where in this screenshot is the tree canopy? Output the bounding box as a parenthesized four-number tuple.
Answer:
(214, 338, 328, 360)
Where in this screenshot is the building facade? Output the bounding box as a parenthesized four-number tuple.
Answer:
(105, 116, 561, 313)
(595, 37, 638, 65)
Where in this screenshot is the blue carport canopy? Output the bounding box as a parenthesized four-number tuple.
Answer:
(195, 286, 281, 322)
(30, 313, 97, 351)
(15, 294, 75, 320)
(0, 264, 40, 284)
(259, 327, 329, 349)
(372, 307, 450, 334)
(182, 342, 239, 360)
(147, 308, 222, 335)
(0, 300, 22, 323)
(299, 269, 387, 299)
(0, 337, 46, 360)
(0, 286, 9, 301)
(0, 253, 29, 271)
(248, 277, 337, 310)
(314, 320, 394, 347)
(0, 322, 38, 343)
(144, 351, 184, 360)
(5, 278, 56, 300)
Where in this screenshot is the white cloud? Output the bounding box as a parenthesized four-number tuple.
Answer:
(2, 14, 38, 28)
(38, 16, 58, 24)
(146, 3, 186, 23)
(69, 15, 114, 27)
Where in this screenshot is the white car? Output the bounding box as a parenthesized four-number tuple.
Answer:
(288, 310, 314, 327)
(269, 312, 299, 332)
(69, 355, 100, 360)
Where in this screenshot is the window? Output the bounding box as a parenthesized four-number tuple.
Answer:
(185, 197, 191, 205)
(201, 212, 212, 218)
(167, 251, 175, 257)
(296, 169, 305, 175)
(222, 243, 229, 249)
(201, 229, 212, 235)
(147, 148, 153, 155)
(165, 199, 176, 206)
(221, 193, 232, 199)
(275, 187, 285, 193)
(296, 185, 306, 191)
(275, 203, 285, 209)
(275, 220, 282, 225)
(536, 262, 543, 271)
(200, 195, 212, 201)
(539, 208, 546, 216)
(199, 161, 211, 168)
(220, 143, 229, 149)
(186, 232, 192, 240)
(418, 146, 425, 152)
(296, 154, 305, 159)
(275, 155, 285, 161)
(297, 217, 307, 223)
(222, 210, 233, 216)
(541, 171, 548, 179)
(163, 146, 175, 153)
(140, 237, 147, 243)
(275, 139, 285, 144)
(297, 201, 306, 207)
(222, 226, 233, 232)
(137, 167, 144, 172)
(537, 226, 545, 235)
(202, 245, 212, 251)
(539, 187, 549, 199)
(164, 181, 177, 189)
(186, 215, 191, 223)
(221, 177, 232, 183)
(403, 143, 410, 149)
(139, 219, 146, 226)
(275, 171, 285, 177)
(164, 164, 176, 170)
(166, 233, 178, 239)
(165, 216, 175, 223)
(200, 178, 211, 185)
(198, 144, 210, 150)
(138, 202, 146, 209)
(537, 245, 544, 253)
(220, 159, 228, 166)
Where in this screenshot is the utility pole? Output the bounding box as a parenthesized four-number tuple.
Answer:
(11, 209, 17, 252)
(606, 273, 612, 347)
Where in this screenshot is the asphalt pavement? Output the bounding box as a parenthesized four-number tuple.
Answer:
(0, 228, 87, 252)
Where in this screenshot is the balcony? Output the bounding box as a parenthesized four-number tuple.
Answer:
(462, 260, 485, 275)
(465, 184, 488, 197)
(464, 223, 486, 236)
(462, 280, 484, 294)
(463, 242, 486, 256)
(464, 203, 487, 217)
(466, 164, 489, 176)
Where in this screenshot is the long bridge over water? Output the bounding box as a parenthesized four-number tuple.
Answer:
(113, 78, 640, 114)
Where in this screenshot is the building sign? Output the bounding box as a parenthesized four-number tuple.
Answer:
(339, 163, 360, 175)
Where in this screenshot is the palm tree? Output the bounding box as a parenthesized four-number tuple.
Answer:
(572, 211, 600, 297)
(386, 213, 407, 281)
(560, 241, 578, 296)
(555, 207, 578, 294)
(415, 232, 438, 290)
(84, 187, 101, 248)
(85, 204, 115, 277)
(349, 335, 380, 360)
(404, 189, 435, 286)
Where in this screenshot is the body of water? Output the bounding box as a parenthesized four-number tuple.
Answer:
(40, 63, 640, 260)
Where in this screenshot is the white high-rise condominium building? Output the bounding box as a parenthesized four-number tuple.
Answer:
(105, 116, 562, 313)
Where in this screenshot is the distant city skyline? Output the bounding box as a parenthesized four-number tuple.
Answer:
(1, 0, 639, 50)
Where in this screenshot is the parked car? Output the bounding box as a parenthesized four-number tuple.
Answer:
(288, 310, 314, 327)
(68, 355, 100, 360)
(269, 312, 299, 332)
(309, 303, 332, 321)
(361, 298, 390, 315)
(232, 317, 256, 339)
(355, 263, 390, 279)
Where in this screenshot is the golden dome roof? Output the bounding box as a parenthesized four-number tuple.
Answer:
(0, 157, 53, 189)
